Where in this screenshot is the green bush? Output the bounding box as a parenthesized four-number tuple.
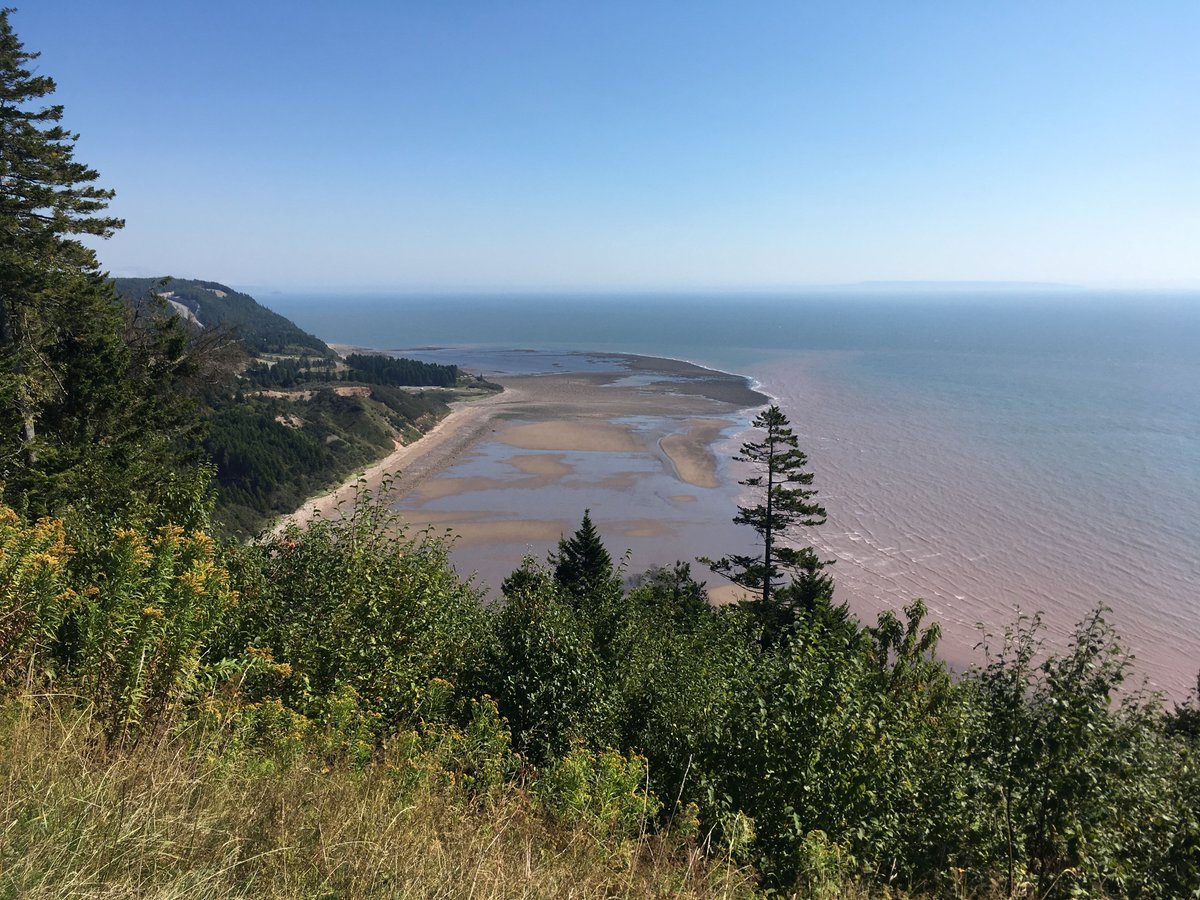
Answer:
(965, 608, 1200, 897)
(66, 522, 234, 742)
(491, 560, 616, 763)
(534, 744, 662, 841)
(0, 506, 71, 693)
(222, 496, 491, 737)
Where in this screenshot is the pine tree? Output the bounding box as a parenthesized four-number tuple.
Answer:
(0, 10, 206, 521)
(1, 8, 122, 457)
(704, 405, 831, 621)
(552, 510, 618, 599)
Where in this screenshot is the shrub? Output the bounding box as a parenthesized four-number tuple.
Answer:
(65, 522, 234, 742)
(222, 494, 491, 737)
(0, 506, 71, 693)
(534, 745, 663, 842)
(492, 560, 616, 763)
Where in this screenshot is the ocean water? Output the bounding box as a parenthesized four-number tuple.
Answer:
(270, 290, 1200, 697)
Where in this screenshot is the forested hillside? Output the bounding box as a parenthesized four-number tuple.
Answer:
(107, 277, 494, 538)
(112, 276, 331, 356)
(3, 11, 1199, 898)
(206, 383, 458, 537)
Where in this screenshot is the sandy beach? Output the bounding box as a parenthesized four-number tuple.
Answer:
(274, 352, 767, 597)
(271, 377, 545, 534)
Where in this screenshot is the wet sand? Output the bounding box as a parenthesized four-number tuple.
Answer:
(386, 357, 766, 595)
(275, 355, 767, 570)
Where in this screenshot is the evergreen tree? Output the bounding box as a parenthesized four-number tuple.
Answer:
(704, 405, 831, 625)
(0, 10, 204, 521)
(1, 8, 120, 458)
(552, 510, 618, 599)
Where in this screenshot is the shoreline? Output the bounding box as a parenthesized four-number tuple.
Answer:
(273, 349, 766, 537)
(270, 388, 516, 534)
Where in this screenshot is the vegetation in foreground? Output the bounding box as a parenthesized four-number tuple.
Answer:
(3, 490, 1199, 897)
(3, 9, 1200, 897)
(0, 693, 753, 899)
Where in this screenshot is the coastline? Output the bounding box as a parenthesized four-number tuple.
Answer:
(270, 389, 513, 534)
(274, 350, 767, 545)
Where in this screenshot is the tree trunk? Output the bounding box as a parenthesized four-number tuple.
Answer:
(762, 432, 774, 606)
(0, 298, 38, 466)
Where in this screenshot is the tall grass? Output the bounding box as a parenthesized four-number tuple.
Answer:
(0, 696, 756, 900)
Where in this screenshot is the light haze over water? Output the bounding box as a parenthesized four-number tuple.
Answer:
(271, 291, 1200, 698)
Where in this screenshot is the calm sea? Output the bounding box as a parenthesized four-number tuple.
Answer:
(268, 290, 1200, 698)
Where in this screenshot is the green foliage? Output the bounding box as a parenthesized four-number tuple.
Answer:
(791, 830, 855, 899)
(552, 509, 621, 602)
(0, 507, 71, 693)
(221, 494, 490, 736)
(0, 14, 210, 525)
(63, 522, 234, 743)
(492, 560, 616, 763)
(534, 745, 663, 841)
(344, 352, 458, 387)
(205, 387, 449, 538)
(394, 696, 522, 798)
(703, 603, 950, 888)
(628, 561, 711, 620)
(3, 23, 1197, 885)
(704, 404, 834, 641)
(964, 608, 1198, 897)
(1168, 672, 1200, 742)
(240, 354, 336, 388)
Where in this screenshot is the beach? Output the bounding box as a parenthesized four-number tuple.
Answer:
(275, 353, 767, 599)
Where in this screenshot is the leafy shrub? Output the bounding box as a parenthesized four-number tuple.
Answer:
(491, 560, 616, 763)
(387, 696, 521, 799)
(66, 522, 234, 742)
(0, 506, 71, 693)
(222, 495, 491, 737)
(534, 745, 662, 841)
(703, 601, 966, 890)
(965, 607, 1199, 897)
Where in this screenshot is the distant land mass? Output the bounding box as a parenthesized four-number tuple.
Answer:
(845, 280, 1075, 291)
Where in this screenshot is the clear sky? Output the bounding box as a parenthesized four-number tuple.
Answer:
(15, 2, 1200, 290)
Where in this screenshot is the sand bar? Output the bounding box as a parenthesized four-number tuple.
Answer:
(659, 418, 730, 489)
(276, 351, 766, 541)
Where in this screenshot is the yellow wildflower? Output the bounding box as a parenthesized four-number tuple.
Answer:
(177, 569, 209, 595)
(155, 523, 185, 544)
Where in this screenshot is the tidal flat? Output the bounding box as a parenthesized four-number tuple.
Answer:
(385, 351, 767, 598)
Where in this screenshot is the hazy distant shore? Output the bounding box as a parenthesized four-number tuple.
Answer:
(275, 351, 767, 555)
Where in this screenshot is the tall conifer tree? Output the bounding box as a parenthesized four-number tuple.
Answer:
(705, 405, 830, 620)
(1, 7, 122, 455)
(0, 9, 203, 520)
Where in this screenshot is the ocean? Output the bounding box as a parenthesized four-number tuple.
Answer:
(268, 290, 1200, 698)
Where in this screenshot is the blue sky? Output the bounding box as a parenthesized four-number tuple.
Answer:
(16, 2, 1200, 290)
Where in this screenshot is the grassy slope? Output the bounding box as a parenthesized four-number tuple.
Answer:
(0, 700, 757, 900)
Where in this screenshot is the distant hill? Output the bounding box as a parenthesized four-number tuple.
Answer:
(112, 277, 332, 356)
(846, 280, 1075, 292)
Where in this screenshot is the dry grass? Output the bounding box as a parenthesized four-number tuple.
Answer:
(0, 697, 757, 899)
